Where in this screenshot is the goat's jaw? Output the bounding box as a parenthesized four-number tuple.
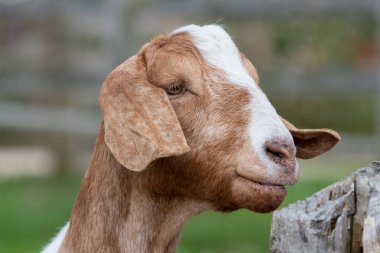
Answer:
(231, 174, 288, 213)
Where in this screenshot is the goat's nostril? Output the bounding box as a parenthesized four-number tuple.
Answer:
(264, 141, 294, 161)
(266, 147, 285, 159)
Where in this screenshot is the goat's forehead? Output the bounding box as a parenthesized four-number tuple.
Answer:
(171, 24, 256, 89)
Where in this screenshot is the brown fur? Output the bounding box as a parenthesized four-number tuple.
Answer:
(60, 31, 340, 252)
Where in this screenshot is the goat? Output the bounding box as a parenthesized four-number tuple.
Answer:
(42, 24, 340, 253)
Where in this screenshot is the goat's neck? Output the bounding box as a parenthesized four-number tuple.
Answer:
(121, 187, 207, 253)
(61, 122, 207, 253)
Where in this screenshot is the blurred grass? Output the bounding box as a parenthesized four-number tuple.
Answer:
(0, 174, 82, 253)
(0, 173, 340, 253)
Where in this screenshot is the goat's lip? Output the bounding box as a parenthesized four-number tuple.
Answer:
(237, 175, 286, 190)
(235, 169, 286, 189)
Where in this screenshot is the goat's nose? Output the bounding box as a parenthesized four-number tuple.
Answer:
(264, 139, 296, 163)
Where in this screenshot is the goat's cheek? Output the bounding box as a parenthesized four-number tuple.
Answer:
(231, 178, 287, 213)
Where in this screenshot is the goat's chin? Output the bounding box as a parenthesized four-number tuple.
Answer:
(230, 176, 287, 213)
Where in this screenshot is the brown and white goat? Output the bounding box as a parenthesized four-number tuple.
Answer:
(42, 24, 340, 253)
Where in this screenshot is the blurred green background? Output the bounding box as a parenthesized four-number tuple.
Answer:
(0, 0, 379, 252)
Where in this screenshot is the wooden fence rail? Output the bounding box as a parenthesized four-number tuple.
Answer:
(270, 161, 380, 253)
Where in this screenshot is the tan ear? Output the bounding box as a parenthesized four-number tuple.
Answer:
(240, 53, 260, 85)
(99, 56, 190, 171)
(281, 116, 341, 159)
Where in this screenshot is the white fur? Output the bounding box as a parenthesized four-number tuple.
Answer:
(172, 24, 294, 176)
(41, 223, 69, 253)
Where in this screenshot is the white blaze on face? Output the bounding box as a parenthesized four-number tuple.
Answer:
(172, 24, 294, 175)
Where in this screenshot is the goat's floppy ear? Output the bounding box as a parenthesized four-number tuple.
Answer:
(100, 56, 190, 171)
(280, 116, 340, 159)
(240, 53, 260, 85)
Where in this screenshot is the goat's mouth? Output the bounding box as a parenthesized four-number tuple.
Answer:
(235, 168, 287, 190)
(236, 174, 286, 191)
(234, 168, 288, 203)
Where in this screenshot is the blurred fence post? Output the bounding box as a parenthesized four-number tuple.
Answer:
(376, 1, 380, 144)
(103, 0, 133, 66)
(270, 161, 380, 253)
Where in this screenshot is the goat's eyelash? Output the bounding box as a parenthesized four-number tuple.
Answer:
(166, 82, 187, 96)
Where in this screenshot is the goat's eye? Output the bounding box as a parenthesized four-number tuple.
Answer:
(166, 82, 186, 95)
